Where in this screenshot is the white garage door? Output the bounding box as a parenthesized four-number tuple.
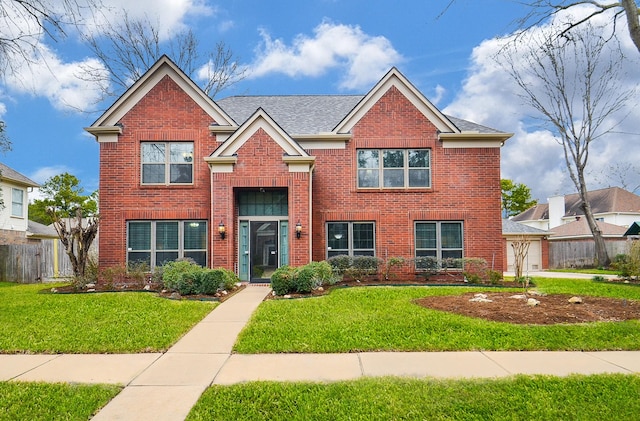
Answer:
(506, 238, 541, 272)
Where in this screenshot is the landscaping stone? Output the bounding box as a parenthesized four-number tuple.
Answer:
(527, 298, 540, 307)
(510, 294, 527, 300)
(469, 293, 493, 303)
(568, 296, 583, 304)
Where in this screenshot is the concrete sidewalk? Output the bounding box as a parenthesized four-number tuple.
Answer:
(2, 282, 640, 420)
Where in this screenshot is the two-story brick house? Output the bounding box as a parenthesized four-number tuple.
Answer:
(86, 56, 511, 281)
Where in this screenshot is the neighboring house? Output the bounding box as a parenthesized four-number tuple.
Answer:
(0, 163, 39, 244)
(502, 219, 549, 273)
(624, 222, 640, 239)
(86, 56, 512, 281)
(512, 187, 640, 230)
(546, 218, 628, 268)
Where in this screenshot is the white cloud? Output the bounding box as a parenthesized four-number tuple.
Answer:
(248, 20, 403, 91)
(444, 4, 640, 201)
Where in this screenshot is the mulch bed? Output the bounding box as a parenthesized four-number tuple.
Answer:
(415, 292, 640, 325)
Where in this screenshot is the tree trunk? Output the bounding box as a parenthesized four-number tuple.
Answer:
(621, 0, 640, 54)
(578, 185, 611, 268)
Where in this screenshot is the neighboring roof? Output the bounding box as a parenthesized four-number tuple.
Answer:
(502, 219, 549, 236)
(216, 96, 507, 137)
(512, 187, 640, 222)
(564, 187, 640, 216)
(512, 203, 550, 222)
(27, 220, 58, 239)
(548, 218, 628, 239)
(624, 221, 640, 236)
(0, 163, 39, 187)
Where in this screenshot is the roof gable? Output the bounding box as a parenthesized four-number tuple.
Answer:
(88, 55, 235, 130)
(0, 163, 39, 187)
(210, 108, 309, 158)
(333, 67, 458, 134)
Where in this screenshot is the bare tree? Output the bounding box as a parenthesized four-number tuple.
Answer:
(50, 208, 99, 280)
(0, 0, 102, 76)
(80, 12, 246, 100)
(518, 1, 640, 54)
(500, 23, 634, 267)
(440, 1, 640, 54)
(511, 235, 531, 285)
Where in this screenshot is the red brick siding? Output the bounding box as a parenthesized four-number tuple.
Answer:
(98, 76, 217, 268)
(99, 81, 504, 274)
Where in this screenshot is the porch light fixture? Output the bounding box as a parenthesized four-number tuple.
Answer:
(218, 221, 226, 239)
(295, 221, 302, 239)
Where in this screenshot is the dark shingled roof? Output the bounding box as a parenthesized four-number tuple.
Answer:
(0, 163, 38, 187)
(216, 95, 506, 136)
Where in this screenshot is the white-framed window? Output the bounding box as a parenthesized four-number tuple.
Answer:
(326, 222, 375, 258)
(127, 220, 207, 268)
(357, 149, 430, 188)
(415, 221, 463, 268)
(141, 142, 194, 185)
(11, 188, 24, 217)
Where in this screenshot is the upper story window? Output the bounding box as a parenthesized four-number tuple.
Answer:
(357, 149, 430, 189)
(11, 188, 24, 217)
(141, 142, 194, 185)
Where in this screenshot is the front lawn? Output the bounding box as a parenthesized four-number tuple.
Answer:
(234, 278, 640, 353)
(188, 374, 640, 421)
(0, 282, 216, 353)
(0, 382, 120, 421)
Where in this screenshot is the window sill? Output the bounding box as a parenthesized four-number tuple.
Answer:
(357, 188, 432, 193)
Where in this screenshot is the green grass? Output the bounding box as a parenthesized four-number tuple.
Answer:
(0, 382, 121, 421)
(0, 282, 216, 353)
(187, 374, 640, 421)
(234, 278, 640, 353)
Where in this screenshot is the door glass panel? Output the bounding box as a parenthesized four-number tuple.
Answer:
(250, 221, 278, 280)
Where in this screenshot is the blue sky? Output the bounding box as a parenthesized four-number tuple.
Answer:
(1, 0, 639, 203)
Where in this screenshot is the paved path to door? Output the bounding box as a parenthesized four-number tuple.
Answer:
(2, 281, 640, 420)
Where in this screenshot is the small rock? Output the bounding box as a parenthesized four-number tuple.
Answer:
(474, 293, 488, 299)
(317, 286, 324, 292)
(85, 283, 96, 288)
(221, 290, 228, 295)
(86, 288, 96, 293)
(161, 289, 168, 294)
(283, 294, 292, 299)
(527, 298, 540, 307)
(271, 291, 276, 296)
(143, 285, 151, 291)
(568, 296, 583, 304)
(528, 290, 546, 296)
(510, 294, 527, 300)
(50, 288, 58, 293)
(469, 296, 493, 303)
(170, 292, 181, 300)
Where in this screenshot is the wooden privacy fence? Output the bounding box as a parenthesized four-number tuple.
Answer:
(0, 240, 74, 283)
(549, 239, 629, 269)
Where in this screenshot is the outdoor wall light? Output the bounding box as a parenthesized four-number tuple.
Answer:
(295, 221, 302, 239)
(218, 221, 226, 239)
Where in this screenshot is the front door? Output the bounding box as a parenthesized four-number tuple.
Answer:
(249, 221, 278, 281)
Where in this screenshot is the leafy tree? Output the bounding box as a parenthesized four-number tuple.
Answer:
(500, 23, 633, 267)
(501, 179, 538, 217)
(28, 173, 99, 278)
(29, 173, 97, 225)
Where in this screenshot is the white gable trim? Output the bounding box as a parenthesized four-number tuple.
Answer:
(210, 108, 309, 158)
(333, 68, 459, 134)
(89, 56, 236, 129)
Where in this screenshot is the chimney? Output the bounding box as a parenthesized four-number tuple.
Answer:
(548, 195, 565, 229)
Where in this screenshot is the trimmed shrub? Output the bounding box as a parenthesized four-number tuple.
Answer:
(198, 269, 225, 295)
(306, 261, 339, 286)
(294, 265, 316, 293)
(327, 255, 352, 276)
(219, 268, 240, 291)
(162, 259, 204, 295)
(347, 256, 382, 280)
(271, 265, 296, 295)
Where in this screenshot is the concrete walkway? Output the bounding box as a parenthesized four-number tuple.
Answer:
(2, 280, 640, 420)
